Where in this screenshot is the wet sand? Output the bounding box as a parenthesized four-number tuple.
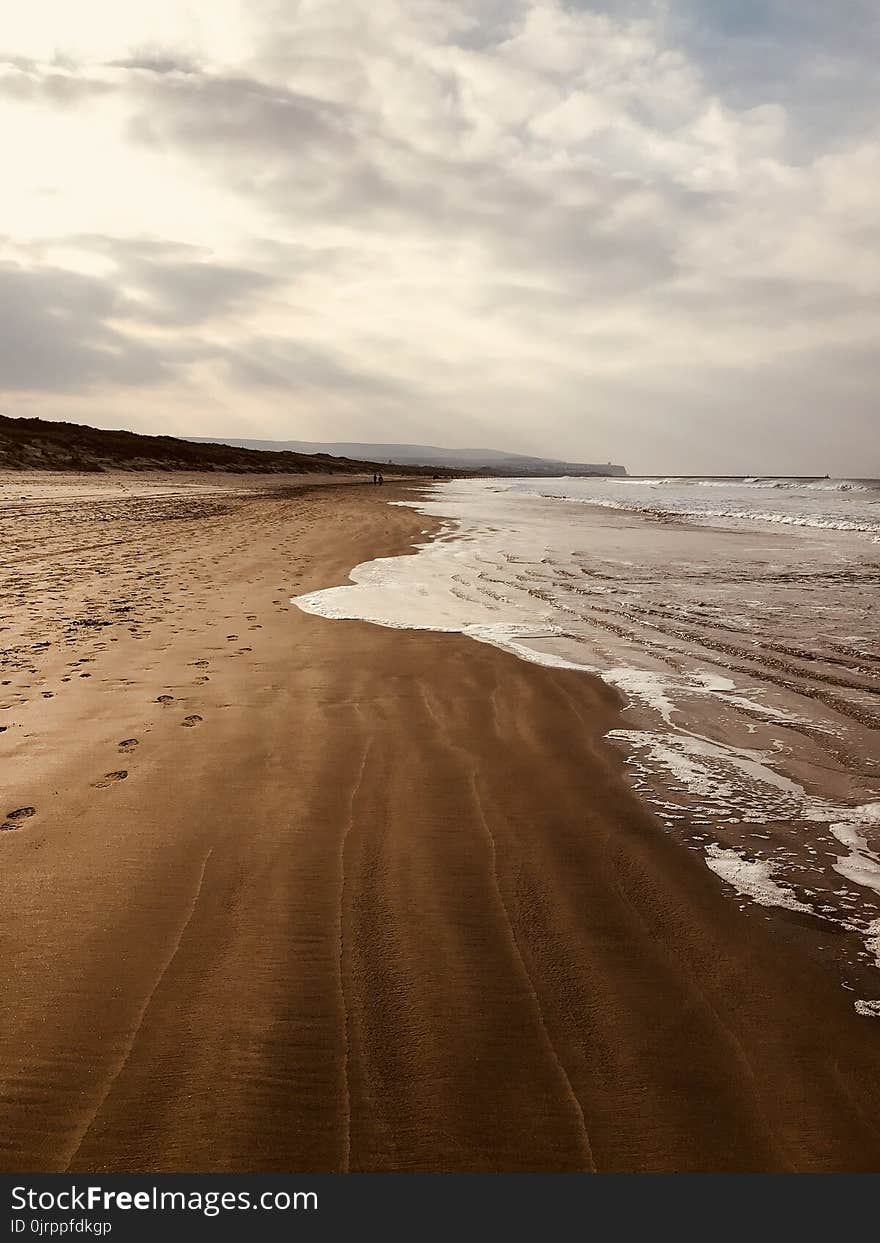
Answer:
(2, 473, 880, 1172)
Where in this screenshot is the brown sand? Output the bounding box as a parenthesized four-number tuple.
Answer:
(1, 473, 879, 1173)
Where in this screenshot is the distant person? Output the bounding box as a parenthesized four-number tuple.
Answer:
(377, 472, 384, 486)
(372, 472, 378, 485)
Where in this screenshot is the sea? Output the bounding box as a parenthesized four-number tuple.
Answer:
(295, 476, 880, 1016)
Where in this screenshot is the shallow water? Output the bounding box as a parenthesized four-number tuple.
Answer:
(295, 477, 880, 1014)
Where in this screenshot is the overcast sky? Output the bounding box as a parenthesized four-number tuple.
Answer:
(1, 1, 878, 473)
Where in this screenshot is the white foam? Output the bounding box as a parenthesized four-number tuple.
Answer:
(608, 728, 809, 808)
(704, 844, 814, 914)
(806, 802, 880, 898)
(865, 918, 880, 970)
(829, 819, 880, 896)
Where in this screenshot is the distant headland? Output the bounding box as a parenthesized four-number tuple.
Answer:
(188, 437, 628, 477)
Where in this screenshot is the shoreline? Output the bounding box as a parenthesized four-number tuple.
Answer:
(2, 474, 880, 1172)
(298, 478, 880, 1016)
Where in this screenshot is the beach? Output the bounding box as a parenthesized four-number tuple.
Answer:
(2, 472, 880, 1173)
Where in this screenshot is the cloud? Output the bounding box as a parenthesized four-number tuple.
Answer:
(0, 238, 279, 395)
(126, 71, 354, 161)
(122, 256, 278, 326)
(0, 262, 171, 391)
(0, 1, 877, 470)
(0, 59, 111, 104)
(108, 52, 201, 76)
(224, 336, 410, 396)
(567, 1, 880, 152)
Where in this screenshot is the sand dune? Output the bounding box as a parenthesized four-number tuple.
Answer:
(1, 474, 879, 1172)
(0, 413, 444, 476)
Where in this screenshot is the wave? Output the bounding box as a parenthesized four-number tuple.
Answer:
(621, 477, 876, 492)
(546, 494, 880, 535)
(801, 480, 872, 492)
(735, 479, 871, 492)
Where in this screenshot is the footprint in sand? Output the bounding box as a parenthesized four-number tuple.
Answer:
(118, 738, 139, 752)
(182, 715, 203, 728)
(92, 771, 128, 788)
(156, 694, 174, 705)
(189, 660, 209, 668)
(2, 806, 36, 831)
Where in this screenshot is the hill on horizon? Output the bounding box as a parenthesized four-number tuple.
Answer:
(0, 415, 447, 477)
(187, 437, 628, 477)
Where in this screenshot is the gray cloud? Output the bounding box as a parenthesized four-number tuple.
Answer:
(126, 71, 354, 158)
(224, 336, 409, 398)
(0, 263, 171, 391)
(120, 59, 693, 295)
(108, 52, 201, 76)
(17, 234, 278, 323)
(124, 258, 277, 326)
(0, 60, 110, 104)
(0, 239, 294, 397)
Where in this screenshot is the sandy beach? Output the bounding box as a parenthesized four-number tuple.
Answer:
(2, 473, 880, 1173)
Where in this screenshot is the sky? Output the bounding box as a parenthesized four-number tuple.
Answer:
(1, 0, 878, 474)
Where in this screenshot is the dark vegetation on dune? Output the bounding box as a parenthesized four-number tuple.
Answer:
(0, 414, 450, 476)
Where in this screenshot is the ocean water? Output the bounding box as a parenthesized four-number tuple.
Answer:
(295, 476, 880, 1016)
(522, 475, 880, 538)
